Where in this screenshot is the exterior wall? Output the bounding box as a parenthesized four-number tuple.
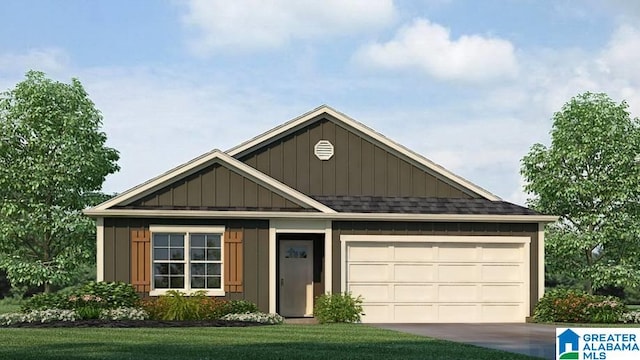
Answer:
(102, 218, 270, 312)
(127, 163, 304, 210)
(239, 116, 477, 198)
(331, 221, 540, 315)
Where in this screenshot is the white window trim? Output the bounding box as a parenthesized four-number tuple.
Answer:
(149, 225, 226, 296)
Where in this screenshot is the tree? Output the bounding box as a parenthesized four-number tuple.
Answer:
(521, 92, 640, 294)
(0, 71, 119, 293)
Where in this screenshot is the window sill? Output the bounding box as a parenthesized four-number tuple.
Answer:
(149, 289, 226, 297)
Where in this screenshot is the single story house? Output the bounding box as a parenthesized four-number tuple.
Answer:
(84, 105, 556, 323)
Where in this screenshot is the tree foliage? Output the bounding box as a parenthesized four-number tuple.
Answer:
(0, 71, 119, 292)
(521, 92, 640, 293)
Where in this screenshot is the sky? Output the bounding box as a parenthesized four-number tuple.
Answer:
(2, 0, 640, 205)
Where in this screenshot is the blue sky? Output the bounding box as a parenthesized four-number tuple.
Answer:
(2, 0, 639, 204)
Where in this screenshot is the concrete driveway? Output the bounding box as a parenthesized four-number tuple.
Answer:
(371, 323, 556, 359)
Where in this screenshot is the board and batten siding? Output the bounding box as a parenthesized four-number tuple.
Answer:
(128, 163, 304, 210)
(331, 221, 540, 315)
(102, 218, 270, 312)
(240, 116, 476, 198)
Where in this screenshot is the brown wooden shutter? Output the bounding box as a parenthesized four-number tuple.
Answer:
(131, 228, 151, 293)
(224, 230, 243, 293)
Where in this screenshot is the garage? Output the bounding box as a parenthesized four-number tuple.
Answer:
(342, 235, 530, 323)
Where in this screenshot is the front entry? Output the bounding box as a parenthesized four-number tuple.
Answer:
(279, 240, 314, 317)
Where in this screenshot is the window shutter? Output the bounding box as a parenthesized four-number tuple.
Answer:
(224, 230, 243, 293)
(131, 228, 151, 293)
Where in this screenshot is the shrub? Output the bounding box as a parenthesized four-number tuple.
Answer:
(21, 282, 140, 313)
(620, 310, 640, 324)
(157, 290, 204, 320)
(197, 297, 231, 320)
(141, 293, 259, 320)
(221, 312, 284, 324)
(142, 290, 218, 320)
(21, 292, 70, 312)
(534, 288, 626, 323)
(100, 307, 148, 321)
(225, 300, 259, 314)
(313, 292, 364, 324)
(0, 309, 77, 326)
(80, 281, 140, 309)
(587, 298, 626, 323)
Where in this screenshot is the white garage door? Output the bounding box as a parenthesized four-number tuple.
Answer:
(344, 237, 529, 323)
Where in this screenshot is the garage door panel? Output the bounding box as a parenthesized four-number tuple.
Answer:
(361, 305, 390, 322)
(438, 285, 478, 302)
(438, 264, 478, 282)
(481, 304, 523, 322)
(394, 284, 435, 302)
(481, 244, 524, 262)
(481, 265, 523, 282)
(349, 244, 389, 261)
(437, 244, 478, 261)
(481, 285, 523, 302)
(394, 243, 434, 261)
(394, 264, 434, 282)
(438, 305, 479, 322)
(349, 264, 389, 282)
(394, 305, 435, 322)
(349, 284, 389, 302)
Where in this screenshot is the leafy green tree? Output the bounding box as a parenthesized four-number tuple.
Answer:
(0, 71, 119, 293)
(522, 92, 640, 294)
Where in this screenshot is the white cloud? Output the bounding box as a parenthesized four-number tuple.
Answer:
(180, 0, 396, 54)
(77, 67, 305, 194)
(599, 24, 640, 84)
(354, 18, 518, 82)
(0, 48, 70, 76)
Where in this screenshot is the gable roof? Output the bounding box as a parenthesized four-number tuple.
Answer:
(227, 105, 500, 201)
(85, 149, 336, 214)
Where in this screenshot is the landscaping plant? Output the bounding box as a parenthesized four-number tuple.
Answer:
(313, 292, 364, 324)
(533, 288, 626, 323)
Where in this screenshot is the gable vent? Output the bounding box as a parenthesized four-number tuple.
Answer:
(314, 140, 334, 160)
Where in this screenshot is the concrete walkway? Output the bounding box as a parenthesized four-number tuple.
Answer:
(371, 323, 556, 359)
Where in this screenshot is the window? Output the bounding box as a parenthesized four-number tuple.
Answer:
(150, 226, 224, 296)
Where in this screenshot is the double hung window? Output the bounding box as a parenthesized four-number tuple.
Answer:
(150, 226, 224, 296)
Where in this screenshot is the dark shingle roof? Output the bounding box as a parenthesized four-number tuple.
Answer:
(311, 196, 538, 215)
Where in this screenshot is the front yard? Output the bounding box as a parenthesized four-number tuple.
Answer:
(1, 324, 536, 359)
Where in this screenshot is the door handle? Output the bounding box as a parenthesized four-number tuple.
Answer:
(280, 278, 284, 286)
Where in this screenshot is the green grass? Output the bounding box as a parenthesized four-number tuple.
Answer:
(0, 303, 21, 314)
(0, 324, 536, 359)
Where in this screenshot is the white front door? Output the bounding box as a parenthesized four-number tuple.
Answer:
(279, 240, 314, 317)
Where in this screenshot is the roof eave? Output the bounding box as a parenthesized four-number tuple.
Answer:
(83, 209, 558, 223)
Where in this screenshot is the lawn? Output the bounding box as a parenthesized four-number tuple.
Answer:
(0, 324, 536, 359)
(0, 303, 20, 314)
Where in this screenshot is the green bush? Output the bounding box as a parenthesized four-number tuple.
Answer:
(313, 292, 364, 324)
(534, 288, 626, 323)
(197, 296, 231, 320)
(80, 281, 139, 309)
(141, 293, 260, 320)
(21, 292, 70, 312)
(225, 300, 259, 314)
(21, 282, 140, 313)
(587, 298, 626, 323)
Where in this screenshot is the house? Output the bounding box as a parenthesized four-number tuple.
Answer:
(84, 105, 556, 323)
(557, 329, 580, 355)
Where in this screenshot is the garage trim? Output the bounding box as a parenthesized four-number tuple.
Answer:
(340, 235, 531, 322)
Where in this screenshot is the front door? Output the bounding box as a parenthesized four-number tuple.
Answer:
(279, 240, 314, 317)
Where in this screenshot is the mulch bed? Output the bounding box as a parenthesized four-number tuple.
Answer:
(4, 319, 269, 328)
